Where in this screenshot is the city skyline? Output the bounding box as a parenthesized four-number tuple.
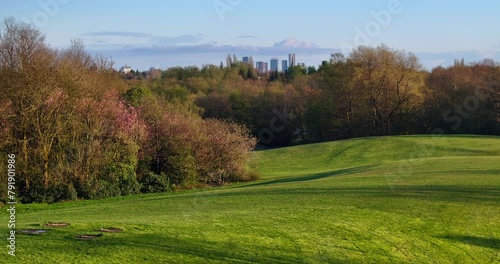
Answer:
(120, 53, 310, 74)
(232, 54, 298, 73)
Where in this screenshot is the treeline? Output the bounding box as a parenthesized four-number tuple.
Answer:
(0, 19, 256, 203)
(134, 48, 499, 146)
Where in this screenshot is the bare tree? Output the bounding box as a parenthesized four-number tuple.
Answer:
(350, 45, 424, 135)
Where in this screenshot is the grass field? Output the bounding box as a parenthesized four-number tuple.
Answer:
(1, 135, 499, 263)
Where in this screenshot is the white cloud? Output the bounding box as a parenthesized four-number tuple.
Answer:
(86, 36, 334, 58)
(236, 35, 259, 39)
(273, 38, 318, 49)
(82, 31, 203, 46)
(83, 31, 151, 38)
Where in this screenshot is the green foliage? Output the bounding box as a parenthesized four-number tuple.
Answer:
(41, 183, 79, 203)
(63, 183, 78, 201)
(164, 145, 199, 187)
(304, 94, 337, 140)
(162, 85, 191, 103)
(93, 180, 121, 199)
(0, 154, 6, 204)
(229, 90, 252, 125)
(102, 163, 141, 196)
(161, 66, 201, 81)
(139, 172, 171, 193)
(123, 86, 152, 107)
(286, 65, 307, 80)
(306, 66, 317, 74)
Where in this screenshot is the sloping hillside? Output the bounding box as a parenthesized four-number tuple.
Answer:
(2, 135, 499, 263)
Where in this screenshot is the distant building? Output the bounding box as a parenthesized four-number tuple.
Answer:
(147, 67, 162, 79)
(282, 60, 288, 72)
(256, 61, 262, 72)
(270, 57, 279, 72)
(288, 54, 296, 67)
(256, 61, 268, 73)
(242, 56, 254, 65)
(119, 65, 132, 74)
(297, 62, 306, 68)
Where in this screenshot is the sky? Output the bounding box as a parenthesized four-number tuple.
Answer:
(1, 0, 499, 70)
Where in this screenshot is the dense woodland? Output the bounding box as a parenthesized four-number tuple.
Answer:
(1, 19, 499, 203)
(127, 48, 500, 146)
(0, 19, 256, 203)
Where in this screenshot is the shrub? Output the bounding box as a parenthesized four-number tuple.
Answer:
(123, 86, 152, 107)
(194, 119, 257, 185)
(139, 96, 257, 188)
(139, 172, 171, 193)
(100, 163, 141, 197)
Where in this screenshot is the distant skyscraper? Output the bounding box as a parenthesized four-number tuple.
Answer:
(256, 61, 262, 71)
(242, 56, 249, 63)
(256, 61, 268, 73)
(263, 62, 268, 72)
(270, 57, 279, 72)
(288, 53, 296, 67)
(282, 60, 288, 72)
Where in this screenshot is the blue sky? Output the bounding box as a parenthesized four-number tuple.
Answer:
(1, 0, 499, 70)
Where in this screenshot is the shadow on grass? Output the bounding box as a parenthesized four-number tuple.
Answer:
(25, 232, 349, 263)
(238, 166, 373, 188)
(431, 145, 498, 155)
(321, 141, 368, 164)
(438, 235, 500, 250)
(213, 184, 500, 204)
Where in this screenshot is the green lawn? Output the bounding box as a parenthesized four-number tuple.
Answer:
(1, 135, 500, 263)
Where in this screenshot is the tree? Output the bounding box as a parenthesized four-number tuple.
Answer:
(307, 66, 317, 75)
(330, 53, 346, 64)
(0, 17, 47, 71)
(0, 18, 146, 201)
(423, 62, 498, 134)
(0, 18, 60, 197)
(286, 65, 307, 80)
(226, 54, 232, 67)
(232, 54, 239, 65)
(0, 18, 260, 202)
(316, 57, 357, 139)
(350, 45, 425, 135)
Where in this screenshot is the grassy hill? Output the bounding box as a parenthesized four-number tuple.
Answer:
(1, 135, 499, 263)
